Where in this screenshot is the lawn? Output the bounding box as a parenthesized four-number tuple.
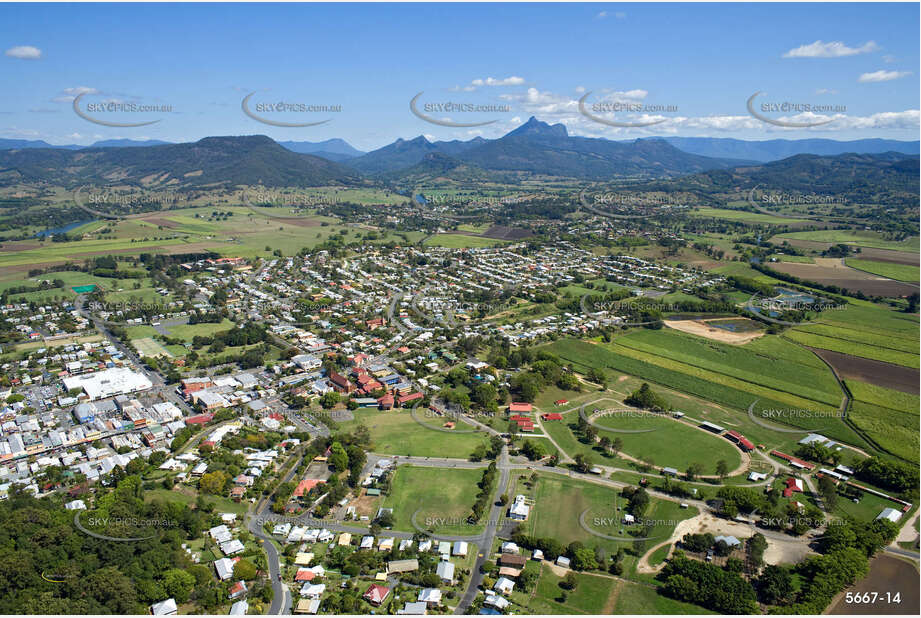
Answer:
(422, 233, 509, 249)
(589, 407, 743, 473)
(338, 409, 490, 458)
(845, 258, 919, 282)
(143, 486, 250, 516)
(166, 318, 236, 341)
(612, 580, 716, 614)
(381, 465, 486, 535)
(516, 472, 698, 555)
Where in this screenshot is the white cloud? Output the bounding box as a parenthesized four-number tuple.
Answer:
(858, 70, 911, 83)
(52, 86, 99, 103)
(883, 54, 896, 64)
(470, 76, 525, 87)
(5, 45, 42, 60)
(783, 40, 879, 58)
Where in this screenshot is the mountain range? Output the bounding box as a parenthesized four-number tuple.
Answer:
(645, 137, 920, 163)
(0, 135, 360, 188)
(1, 117, 918, 189)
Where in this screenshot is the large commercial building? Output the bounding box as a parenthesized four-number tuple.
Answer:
(63, 367, 153, 401)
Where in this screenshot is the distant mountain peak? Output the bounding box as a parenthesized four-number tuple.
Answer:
(505, 116, 568, 139)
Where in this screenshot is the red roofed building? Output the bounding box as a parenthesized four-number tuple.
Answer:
(554, 399, 568, 405)
(378, 393, 394, 410)
(725, 430, 755, 452)
(782, 477, 804, 498)
(508, 402, 533, 414)
(770, 449, 815, 470)
(542, 413, 563, 421)
(329, 371, 356, 394)
(293, 479, 324, 498)
(294, 569, 315, 582)
(363, 584, 391, 607)
(398, 392, 423, 406)
(185, 413, 214, 426)
(510, 415, 534, 432)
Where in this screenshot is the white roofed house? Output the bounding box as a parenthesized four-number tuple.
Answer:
(150, 598, 178, 615)
(435, 560, 455, 583)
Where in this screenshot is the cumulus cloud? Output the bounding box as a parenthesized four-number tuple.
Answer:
(5, 45, 42, 60)
(52, 86, 99, 103)
(471, 76, 525, 87)
(783, 40, 879, 58)
(858, 70, 911, 83)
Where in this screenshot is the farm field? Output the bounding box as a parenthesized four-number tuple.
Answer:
(381, 465, 485, 535)
(542, 337, 868, 448)
(783, 329, 919, 369)
(338, 409, 489, 458)
(844, 258, 920, 282)
(772, 230, 920, 253)
(845, 380, 920, 463)
(688, 207, 808, 225)
(769, 258, 918, 297)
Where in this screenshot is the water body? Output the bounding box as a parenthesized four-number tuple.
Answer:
(413, 194, 427, 205)
(34, 219, 96, 238)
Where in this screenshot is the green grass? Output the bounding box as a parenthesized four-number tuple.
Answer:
(844, 258, 919, 282)
(775, 230, 920, 253)
(783, 329, 919, 369)
(422, 233, 509, 248)
(517, 472, 697, 555)
(143, 486, 250, 515)
(528, 566, 619, 614)
(613, 580, 716, 614)
(545, 338, 845, 434)
(688, 207, 808, 225)
(338, 409, 489, 458)
(845, 381, 919, 464)
(771, 254, 815, 264)
(381, 465, 485, 535)
(165, 318, 236, 341)
(582, 397, 742, 472)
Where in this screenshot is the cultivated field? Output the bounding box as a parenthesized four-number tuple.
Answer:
(770, 257, 918, 297)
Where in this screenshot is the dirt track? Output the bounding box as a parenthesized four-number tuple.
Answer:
(664, 318, 764, 344)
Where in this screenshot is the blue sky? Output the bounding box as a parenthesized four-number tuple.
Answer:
(1, 2, 918, 150)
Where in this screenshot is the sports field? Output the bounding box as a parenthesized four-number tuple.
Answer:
(339, 409, 489, 458)
(132, 337, 172, 358)
(381, 465, 486, 535)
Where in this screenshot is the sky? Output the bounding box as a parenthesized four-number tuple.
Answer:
(1, 2, 918, 151)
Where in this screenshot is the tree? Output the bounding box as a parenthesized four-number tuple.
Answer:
(715, 460, 728, 480)
(685, 462, 703, 482)
(162, 569, 196, 603)
(319, 391, 340, 409)
(329, 442, 349, 472)
(573, 453, 591, 473)
(233, 559, 258, 581)
(561, 572, 578, 590)
(818, 474, 839, 511)
(611, 437, 623, 457)
(199, 470, 229, 495)
(756, 564, 793, 605)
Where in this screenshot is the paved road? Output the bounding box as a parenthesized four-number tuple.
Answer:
(456, 445, 512, 614)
